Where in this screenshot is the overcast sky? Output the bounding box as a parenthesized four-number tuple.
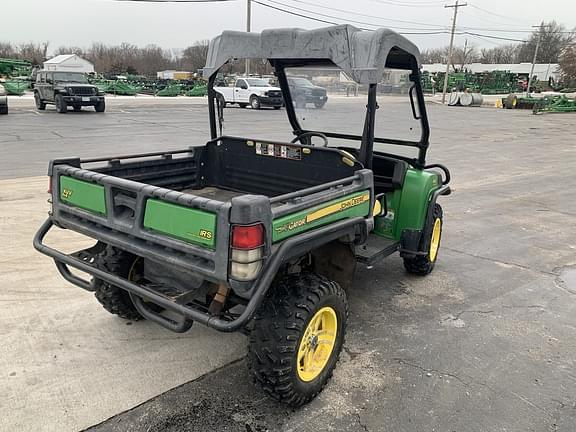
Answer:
(4, 0, 576, 54)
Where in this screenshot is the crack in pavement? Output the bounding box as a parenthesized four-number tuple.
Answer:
(354, 412, 370, 432)
(393, 358, 471, 387)
(444, 247, 558, 277)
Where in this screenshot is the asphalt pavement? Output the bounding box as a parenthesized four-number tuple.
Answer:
(1, 97, 575, 432)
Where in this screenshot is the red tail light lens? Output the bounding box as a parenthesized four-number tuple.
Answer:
(48, 177, 52, 194)
(231, 224, 264, 250)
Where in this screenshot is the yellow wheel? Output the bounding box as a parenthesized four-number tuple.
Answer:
(297, 306, 338, 382)
(404, 203, 443, 276)
(429, 218, 442, 263)
(248, 273, 347, 407)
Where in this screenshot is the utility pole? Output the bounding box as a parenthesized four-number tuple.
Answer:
(526, 22, 544, 96)
(245, 0, 251, 76)
(441, 0, 467, 104)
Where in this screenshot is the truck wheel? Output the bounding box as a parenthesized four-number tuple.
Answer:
(34, 92, 46, 110)
(239, 103, 248, 108)
(314, 101, 326, 109)
(250, 95, 261, 110)
(248, 273, 348, 407)
(0, 104, 7, 115)
(404, 203, 443, 276)
(94, 246, 143, 321)
(55, 94, 67, 113)
(94, 100, 106, 113)
(73, 105, 82, 112)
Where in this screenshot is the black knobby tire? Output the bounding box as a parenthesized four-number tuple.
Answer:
(55, 94, 67, 113)
(73, 105, 82, 112)
(0, 105, 7, 115)
(250, 95, 261, 110)
(94, 100, 106, 113)
(94, 246, 143, 321)
(404, 203, 444, 276)
(248, 273, 348, 407)
(34, 92, 46, 110)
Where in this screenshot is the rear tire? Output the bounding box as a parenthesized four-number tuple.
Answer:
(34, 92, 46, 110)
(0, 105, 7, 115)
(239, 103, 248, 108)
(273, 106, 282, 110)
(94, 100, 106, 113)
(94, 246, 143, 321)
(404, 203, 443, 276)
(55, 94, 67, 113)
(248, 273, 347, 407)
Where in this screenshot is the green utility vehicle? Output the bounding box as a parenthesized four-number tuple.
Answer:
(34, 26, 450, 406)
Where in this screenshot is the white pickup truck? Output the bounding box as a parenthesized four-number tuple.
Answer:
(214, 77, 283, 110)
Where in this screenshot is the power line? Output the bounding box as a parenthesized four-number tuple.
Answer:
(259, 0, 447, 31)
(284, 0, 447, 29)
(468, 3, 529, 25)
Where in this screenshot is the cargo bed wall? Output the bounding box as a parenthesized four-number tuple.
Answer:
(202, 136, 363, 197)
(93, 152, 201, 191)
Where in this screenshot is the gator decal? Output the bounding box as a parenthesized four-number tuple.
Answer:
(143, 199, 217, 248)
(272, 190, 370, 242)
(59, 176, 107, 215)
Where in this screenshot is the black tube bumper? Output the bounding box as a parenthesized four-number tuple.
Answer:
(34, 216, 365, 333)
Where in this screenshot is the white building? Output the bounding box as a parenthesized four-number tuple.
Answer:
(422, 63, 560, 80)
(43, 54, 95, 74)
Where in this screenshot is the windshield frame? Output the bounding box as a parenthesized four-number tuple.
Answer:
(53, 72, 88, 83)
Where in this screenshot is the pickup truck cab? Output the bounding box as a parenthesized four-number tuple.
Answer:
(214, 77, 283, 109)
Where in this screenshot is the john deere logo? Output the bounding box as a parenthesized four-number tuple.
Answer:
(62, 188, 73, 199)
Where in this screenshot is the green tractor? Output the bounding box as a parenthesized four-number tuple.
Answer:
(34, 25, 450, 406)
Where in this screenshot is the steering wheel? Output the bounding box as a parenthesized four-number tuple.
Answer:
(290, 131, 329, 147)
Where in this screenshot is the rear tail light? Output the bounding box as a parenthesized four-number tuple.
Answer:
(48, 177, 52, 194)
(230, 224, 265, 281)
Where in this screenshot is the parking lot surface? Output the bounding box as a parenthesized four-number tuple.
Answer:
(1, 99, 575, 431)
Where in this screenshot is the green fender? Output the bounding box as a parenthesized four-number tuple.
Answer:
(374, 168, 441, 242)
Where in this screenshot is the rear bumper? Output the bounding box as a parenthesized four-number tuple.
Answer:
(63, 95, 104, 106)
(34, 216, 365, 332)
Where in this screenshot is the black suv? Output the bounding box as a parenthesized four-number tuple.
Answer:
(34, 71, 105, 113)
(287, 77, 328, 109)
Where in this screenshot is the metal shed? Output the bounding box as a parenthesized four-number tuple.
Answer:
(43, 54, 95, 74)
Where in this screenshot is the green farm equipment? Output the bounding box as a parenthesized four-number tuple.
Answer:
(186, 84, 207, 97)
(156, 83, 182, 96)
(533, 95, 576, 114)
(34, 25, 450, 407)
(3, 79, 30, 95)
(0, 58, 32, 77)
(106, 81, 140, 96)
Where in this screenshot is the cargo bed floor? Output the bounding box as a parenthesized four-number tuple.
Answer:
(182, 187, 245, 202)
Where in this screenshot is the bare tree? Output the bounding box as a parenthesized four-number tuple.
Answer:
(479, 44, 520, 64)
(559, 44, 576, 84)
(421, 47, 448, 64)
(517, 21, 575, 63)
(180, 40, 209, 73)
(452, 40, 478, 71)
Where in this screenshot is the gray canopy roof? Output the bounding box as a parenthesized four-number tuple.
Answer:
(203, 25, 421, 84)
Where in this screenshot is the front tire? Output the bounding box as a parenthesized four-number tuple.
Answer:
(250, 95, 261, 110)
(55, 94, 67, 113)
(94, 246, 143, 321)
(404, 203, 443, 276)
(248, 273, 348, 407)
(94, 100, 106, 113)
(0, 104, 7, 115)
(35, 92, 46, 110)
